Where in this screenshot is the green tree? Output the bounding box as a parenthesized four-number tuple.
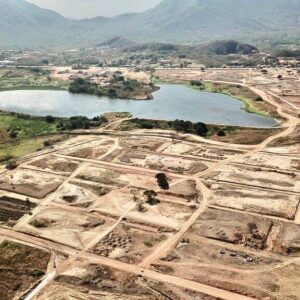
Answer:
(195, 122, 208, 136)
(155, 173, 169, 190)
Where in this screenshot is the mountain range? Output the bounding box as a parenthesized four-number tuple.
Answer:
(0, 0, 300, 49)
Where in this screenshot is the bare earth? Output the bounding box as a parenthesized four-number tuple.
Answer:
(0, 68, 300, 300)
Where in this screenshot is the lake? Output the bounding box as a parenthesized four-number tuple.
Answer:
(0, 84, 277, 127)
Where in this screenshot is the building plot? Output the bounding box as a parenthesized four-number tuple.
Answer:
(162, 142, 243, 161)
(0, 169, 64, 199)
(54, 181, 114, 208)
(203, 164, 300, 193)
(207, 182, 300, 220)
(51, 263, 219, 300)
(151, 209, 300, 300)
(234, 151, 300, 172)
(190, 208, 272, 250)
(60, 137, 116, 159)
(120, 136, 169, 151)
(105, 151, 211, 175)
(91, 221, 170, 264)
(0, 194, 36, 227)
(26, 155, 80, 175)
(271, 222, 300, 256)
(153, 245, 300, 300)
(17, 207, 117, 249)
(88, 187, 196, 230)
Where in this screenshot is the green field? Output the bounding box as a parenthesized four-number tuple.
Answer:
(0, 138, 48, 162)
(0, 113, 106, 162)
(0, 67, 68, 91)
(0, 114, 62, 161)
(0, 115, 59, 138)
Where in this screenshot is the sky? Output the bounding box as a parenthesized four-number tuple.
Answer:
(27, 0, 162, 19)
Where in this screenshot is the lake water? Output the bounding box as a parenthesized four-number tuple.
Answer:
(0, 84, 277, 127)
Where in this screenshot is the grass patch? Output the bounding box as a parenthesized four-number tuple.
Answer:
(0, 85, 67, 91)
(151, 76, 164, 85)
(0, 114, 59, 139)
(0, 138, 48, 162)
(0, 113, 69, 162)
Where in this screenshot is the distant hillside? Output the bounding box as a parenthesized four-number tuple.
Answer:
(100, 37, 258, 56)
(0, 0, 68, 48)
(0, 0, 299, 49)
(126, 0, 300, 43)
(204, 41, 258, 55)
(124, 43, 179, 53)
(97, 36, 138, 49)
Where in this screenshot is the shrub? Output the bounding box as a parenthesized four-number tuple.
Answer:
(45, 115, 55, 123)
(190, 80, 203, 87)
(6, 160, 18, 170)
(143, 190, 160, 206)
(9, 130, 17, 139)
(43, 140, 53, 147)
(30, 219, 48, 228)
(217, 130, 226, 137)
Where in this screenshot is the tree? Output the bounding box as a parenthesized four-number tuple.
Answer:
(143, 190, 160, 206)
(173, 119, 200, 134)
(155, 173, 169, 190)
(107, 88, 117, 98)
(45, 115, 55, 123)
(195, 122, 208, 136)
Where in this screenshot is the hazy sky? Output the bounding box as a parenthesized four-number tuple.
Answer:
(27, 0, 162, 19)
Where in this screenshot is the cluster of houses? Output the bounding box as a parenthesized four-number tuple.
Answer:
(57, 66, 126, 87)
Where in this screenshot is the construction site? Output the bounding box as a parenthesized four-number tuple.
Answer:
(0, 67, 299, 300)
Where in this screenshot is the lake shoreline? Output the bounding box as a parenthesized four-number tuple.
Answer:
(0, 84, 278, 128)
